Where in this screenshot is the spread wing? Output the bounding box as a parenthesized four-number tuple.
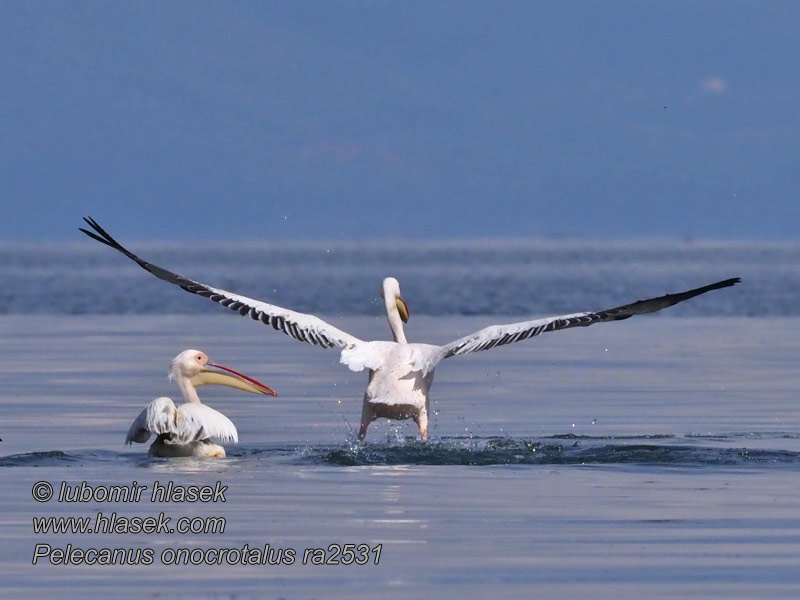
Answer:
(80, 217, 361, 350)
(441, 278, 741, 359)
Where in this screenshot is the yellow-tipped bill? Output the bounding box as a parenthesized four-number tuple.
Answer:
(191, 363, 277, 396)
(396, 297, 410, 323)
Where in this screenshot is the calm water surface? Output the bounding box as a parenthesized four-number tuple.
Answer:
(1, 314, 799, 598)
(2, 240, 798, 316)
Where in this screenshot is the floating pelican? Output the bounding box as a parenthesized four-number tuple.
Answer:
(127, 349, 277, 457)
(82, 218, 739, 441)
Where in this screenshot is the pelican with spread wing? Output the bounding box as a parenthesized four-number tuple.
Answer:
(129, 349, 277, 457)
(82, 218, 739, 441)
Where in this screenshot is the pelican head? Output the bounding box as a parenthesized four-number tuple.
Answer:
(170, 349, 209, 380)
(382, 277, 410, 323)
(381, 277, 410, 343)
(170, 349, 277, 400)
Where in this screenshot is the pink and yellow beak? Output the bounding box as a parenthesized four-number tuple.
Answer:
(191, 363, 277, 396)
(396, 297, 410, 323)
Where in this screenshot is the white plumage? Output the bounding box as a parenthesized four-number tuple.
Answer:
(126, 349, 276, 458)
(83, 218, 740, 441)
(126, 398, 238, 445)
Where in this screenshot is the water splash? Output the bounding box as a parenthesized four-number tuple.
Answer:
(314, 436, 800, 467)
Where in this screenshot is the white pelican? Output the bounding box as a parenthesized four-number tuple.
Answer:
(82, 218, 740, 441)
(128, 349, 277, 457)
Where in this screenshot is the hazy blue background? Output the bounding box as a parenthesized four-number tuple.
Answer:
(2, 1, 798, 242)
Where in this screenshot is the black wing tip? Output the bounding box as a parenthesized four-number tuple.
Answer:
(79, 216, 141, 262)
(79, 216, 117, 246)
(713, 277, 742, 290)
(81, 216, 105, 237)
(79, 216, 116, 248)
(78, 226, 108, 245)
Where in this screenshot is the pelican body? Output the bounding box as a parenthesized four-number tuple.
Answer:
(82, 218, 740, 442)
(127, 349, 276, 457)
(353, 279, 435, 438)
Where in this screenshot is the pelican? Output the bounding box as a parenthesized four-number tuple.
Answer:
(128, 349, 277, 457)
(82, 218, 740, 441)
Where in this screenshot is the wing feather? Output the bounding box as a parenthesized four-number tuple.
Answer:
(125, 397, 178, 444)
(174, 403, 238, 444)
(80, 217, 361, 350)
(441, 278, 741, 359)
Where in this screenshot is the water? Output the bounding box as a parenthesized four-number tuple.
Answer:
(1, 241, 799, 597)
(1, 311, 799, 598)
(1, 239, 798, 315)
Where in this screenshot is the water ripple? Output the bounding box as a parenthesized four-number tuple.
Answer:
(3, 436, 799, 468)
(0, 450, 79, 467)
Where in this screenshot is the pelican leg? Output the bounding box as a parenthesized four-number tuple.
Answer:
(358, 403, 374, 440)
(414, 408, 429, 442)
